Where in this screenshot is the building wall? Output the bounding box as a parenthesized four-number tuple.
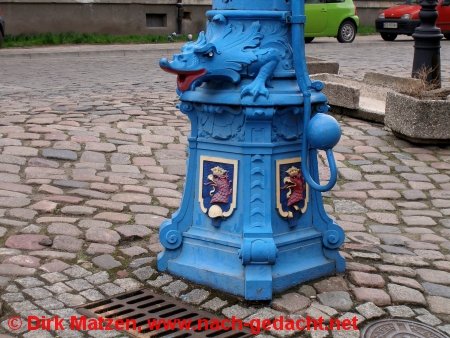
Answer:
(0, 0, 395, 36)
(355, 0, 397, 26)
(0, 0, 211, 36)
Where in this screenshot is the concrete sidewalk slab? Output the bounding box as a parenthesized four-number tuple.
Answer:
(0, 42, 184, 58)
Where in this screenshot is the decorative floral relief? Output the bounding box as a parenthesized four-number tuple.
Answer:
(197, 104, 245, 141)
(272, 107, 303, 142)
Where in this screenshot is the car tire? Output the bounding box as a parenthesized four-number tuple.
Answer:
(444, 33, 450, 40)
(305, 37, 315, 43)
(380, 33, 397, 41)
(337, 20, 356, 43)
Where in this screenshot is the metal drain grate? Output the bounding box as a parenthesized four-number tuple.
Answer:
(361, 319, 449, 338)
(76, 288, 253, 338)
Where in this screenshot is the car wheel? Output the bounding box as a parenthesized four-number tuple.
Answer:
(337, 20, 356, 43)
(305, 37, 315, 43)
(380, 33, 397, 41)
(444, 33, 450, 40)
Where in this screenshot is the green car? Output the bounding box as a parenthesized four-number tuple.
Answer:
(305, 0, 360, 43)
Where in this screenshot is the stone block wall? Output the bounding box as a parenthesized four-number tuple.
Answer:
(0, 0, 210, 36)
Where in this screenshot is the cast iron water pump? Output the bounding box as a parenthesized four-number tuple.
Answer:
(158, 0, 345, 300)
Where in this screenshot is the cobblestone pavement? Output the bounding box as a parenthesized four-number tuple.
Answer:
(0, 37, 449, 338)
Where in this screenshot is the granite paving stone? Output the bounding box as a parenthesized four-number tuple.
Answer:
(3, 255, 40, 268)
(438, 325, 450, 336)
(427, 296, 450, 315)
(47, 223, 82, 237)
(272, 292, 311, 312)
(52, 235, 84, 252)
(299, 285, 317, 298)
(417, 269, 450, 285)
(30, 250, 77, 260)
(352, 288, 391, 306)
(85, 272, 110, 285)
(349, 271, 385, 288)
(0, 264, 36, 276)
(86, 243, 115, 255)
(222, 304, 256, 319)
(201, 297, 228, 311)
(40, 260, 70, 273)
(57, 293, 86, 307)
(42, 149, 78, 161)
(433, 261, 450, 271)
(1, 293, 25, 303)
(44, 282, 73, 295)
(114, 278, 143, 292)
(80, 289, 105, 302)
(98, 283, 125, 296)
(119, 246, 147, 257)
(85, 228, 120, 245)
(63, 266, 92, 278)
(385, 305, 416, 317)
(34, 298, 65, 310)
(180, 289, 210, 305)
(313, 276, 349, 293)
(161, 280, 188, 297)
(423, 282, 450, 298)
(317, 291, 353, 311)
(23, 287, 53, 300)
(93, 212, 131, 223)
(5, 234, 50, 250)
(65, 279, 94, 292)
(115, 225, 152, 238)
(387, 283, 427, 306)
(388, 276, 423, 290)
(92, 255, 122, 270)
(416, 313, 442, 326)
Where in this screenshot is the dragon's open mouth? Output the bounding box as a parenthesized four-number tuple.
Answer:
(161, 67, 206, 92)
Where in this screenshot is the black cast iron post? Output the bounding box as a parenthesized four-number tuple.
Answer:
(412, 0, 443, 87)
(176, 0, 183, 35)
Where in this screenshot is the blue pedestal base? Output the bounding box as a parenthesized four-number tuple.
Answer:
(157, 97, 345, 300)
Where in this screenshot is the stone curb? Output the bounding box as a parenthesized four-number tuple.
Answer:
(0, 43, 183, 59)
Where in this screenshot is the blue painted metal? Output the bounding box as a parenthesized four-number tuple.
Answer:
(158, 0, 345, 300)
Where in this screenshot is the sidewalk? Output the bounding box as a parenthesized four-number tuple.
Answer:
(0, 42, 184, 58)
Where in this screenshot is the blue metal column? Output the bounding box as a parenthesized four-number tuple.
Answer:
(158, 0, 345, 301)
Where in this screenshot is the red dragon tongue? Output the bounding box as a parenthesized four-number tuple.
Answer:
(176, 69, 206, 92)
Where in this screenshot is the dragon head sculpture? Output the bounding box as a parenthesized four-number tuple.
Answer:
(160, 17, 263, 93)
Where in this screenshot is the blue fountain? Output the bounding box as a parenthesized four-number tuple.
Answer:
(157, 0, 345, 300)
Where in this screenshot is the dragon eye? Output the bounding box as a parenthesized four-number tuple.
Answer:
(206, 51, 214, 58)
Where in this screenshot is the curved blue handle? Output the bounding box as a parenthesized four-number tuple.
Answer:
(290, 0, 339, 192)
(301, 140, 339, 191)
(302, 101, 341, 192)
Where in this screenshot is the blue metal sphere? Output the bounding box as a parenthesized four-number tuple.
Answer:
(306, 113, 341, 150)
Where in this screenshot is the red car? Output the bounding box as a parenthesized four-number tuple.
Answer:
(376, 0, 450, 41)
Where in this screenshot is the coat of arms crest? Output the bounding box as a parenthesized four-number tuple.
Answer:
(276, 158, 309, 218)
(199, 156, 238, 219)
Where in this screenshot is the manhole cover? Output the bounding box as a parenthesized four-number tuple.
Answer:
(362, 319, 449, 338)
(77, 288, 253, 338)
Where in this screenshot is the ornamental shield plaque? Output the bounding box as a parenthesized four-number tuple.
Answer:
(276, 158, 309, 218)
(199, 156, 238, 219)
